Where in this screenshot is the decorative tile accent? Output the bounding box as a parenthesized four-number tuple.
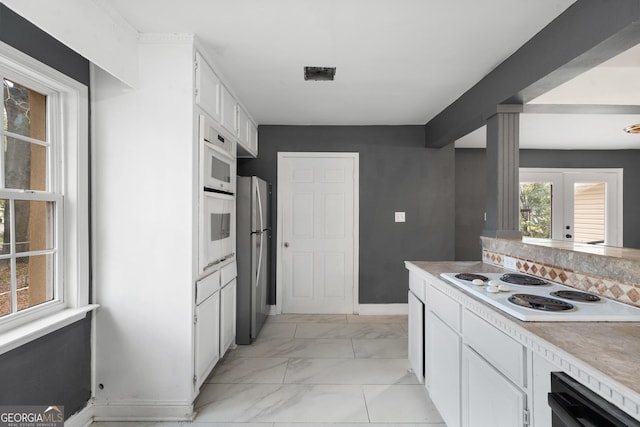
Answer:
(480, 248, 640, 308)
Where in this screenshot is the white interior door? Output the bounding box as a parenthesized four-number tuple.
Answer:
(519, 168, 623, 246)
(278, 153, 359, 314)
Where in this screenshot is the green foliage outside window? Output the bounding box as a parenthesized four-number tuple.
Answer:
(519, 183, 552, 238)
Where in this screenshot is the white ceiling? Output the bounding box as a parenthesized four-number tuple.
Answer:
(455, 43, 640, 149)
(106, 0, 575, 126)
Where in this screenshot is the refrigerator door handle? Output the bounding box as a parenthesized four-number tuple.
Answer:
(255, 230, 263, 288)
(255, 178, 265, 288)
(256, 178, 265, 232)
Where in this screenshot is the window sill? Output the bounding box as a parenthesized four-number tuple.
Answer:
(0, 304, 99, 356)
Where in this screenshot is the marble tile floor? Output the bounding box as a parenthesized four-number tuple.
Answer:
(93, 314, 446, 427)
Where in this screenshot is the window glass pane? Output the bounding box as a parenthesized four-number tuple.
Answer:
(573, 182, 605, 244)
(3, 79, 47, 141)
(4, 136, 47, 191)
(14, 200, 53, 253)
(0, 259, 10, 317)
(0, 199, 9, 254)
(16, 254, 53, 312)
(519, 182, 552, 239)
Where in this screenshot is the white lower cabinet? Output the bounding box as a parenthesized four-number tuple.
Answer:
(408, 290, 424, 383)
(194, 290, 220, 388)
(531, 352, 556, 427)
(220, 277, 237, 356)
(462, 345, 527, 427)
(407, 269, 532, 427)
(426, 311, 461, 427)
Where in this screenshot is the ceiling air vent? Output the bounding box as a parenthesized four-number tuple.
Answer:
(304, 66, 336, 81)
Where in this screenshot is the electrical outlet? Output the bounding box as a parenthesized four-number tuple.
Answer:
(503, 256, 517, 271)
(395, 212, 406, 223)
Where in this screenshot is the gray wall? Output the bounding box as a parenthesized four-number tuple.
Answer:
(239, 126, 455, 305)
(455, 149, 486, 260)
(455, 148, 640, 260)
(0, 4, 92, 417)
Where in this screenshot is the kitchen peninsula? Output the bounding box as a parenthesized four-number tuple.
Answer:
(407, 237, 640, 427)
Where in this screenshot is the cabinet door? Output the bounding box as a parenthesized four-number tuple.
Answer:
(531, 352, 556, 427)
(237, 105, 250, 145)
(249, 120, 258, 155)
(408, 291, 424, 383)
(220, 278, 237, 356)
(195, 290, 220, 388)
(220, 85, 237, 135)
(195, 53, 221, 123)
(427, 311, 461, 427)
(462, 345, 526, 427)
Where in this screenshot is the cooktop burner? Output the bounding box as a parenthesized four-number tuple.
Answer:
(501, 273, 548, 286)
(455, 273, 488, 282)
(508, 294, 574, 311)
(550, 290, 601, 302)
(439, 272, 640, 321)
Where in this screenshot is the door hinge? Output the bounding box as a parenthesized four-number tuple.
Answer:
(523, 408, 530, 426)
(194, 314, 198, 324)
(193, 375, 197, 385)
(194, 60, 199, 70)
(194, 88, 199, 97)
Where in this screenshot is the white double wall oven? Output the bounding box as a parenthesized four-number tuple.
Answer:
(199, 114, 236, 274)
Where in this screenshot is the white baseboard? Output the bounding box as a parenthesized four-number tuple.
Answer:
(357, 303, 408, 315)
(65, 403, 94, 427)
(268, 305, 279, 315)
(93, 400, 194, 421)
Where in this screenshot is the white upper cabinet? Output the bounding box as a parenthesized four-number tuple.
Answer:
(195, 50, 258, 158)
(220, 85, 237, 136)
(195, 52, 221, 123)
(237, 105, 258, 158)
(249, 121, 258, 154)
(237, 105, 250, 145)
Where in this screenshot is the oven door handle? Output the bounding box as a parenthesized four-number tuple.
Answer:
(548, 392, 584, 427)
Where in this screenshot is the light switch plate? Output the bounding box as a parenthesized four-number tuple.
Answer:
(395, 212, 406, 223)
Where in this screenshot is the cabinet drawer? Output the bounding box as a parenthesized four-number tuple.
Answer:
(428, 285, 461, 332)
(221, 261, 237, 286)
(196, 270, 220, 305)
(409, 272, 425, 302)
(463, 310, 525, 387)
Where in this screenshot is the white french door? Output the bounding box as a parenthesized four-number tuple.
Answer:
(519, 168, 623, 246)
(277, 153, 359, 314)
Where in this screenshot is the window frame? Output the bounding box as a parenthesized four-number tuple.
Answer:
(0, 41, 94, 353)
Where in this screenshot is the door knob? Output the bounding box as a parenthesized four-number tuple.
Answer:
(284, 242, 289, 248)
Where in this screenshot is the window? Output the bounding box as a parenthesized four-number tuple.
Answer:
(1, 78, 60, 318)
(0, 41, 91, 347)
(519, 169, 623, 247)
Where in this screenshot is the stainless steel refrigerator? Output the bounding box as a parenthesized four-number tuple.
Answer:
(236, 175, 270, 344)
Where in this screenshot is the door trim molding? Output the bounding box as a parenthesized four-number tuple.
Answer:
(276, 152, 360, 314)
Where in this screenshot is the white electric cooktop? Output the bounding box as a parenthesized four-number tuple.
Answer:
(440, 272, 640, 322)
